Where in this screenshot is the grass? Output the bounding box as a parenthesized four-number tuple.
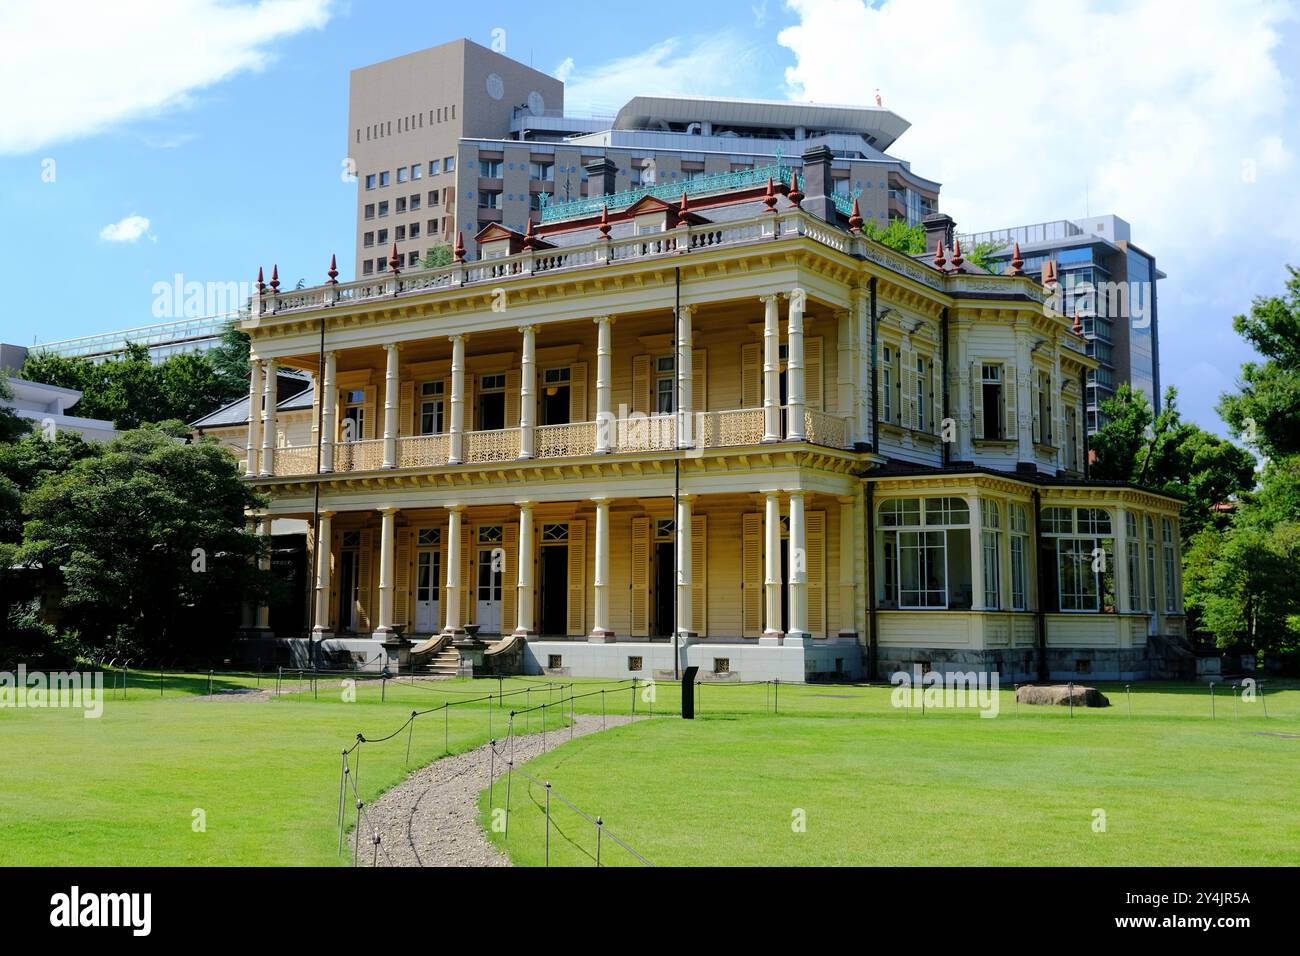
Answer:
(1, 669, 1296, 866)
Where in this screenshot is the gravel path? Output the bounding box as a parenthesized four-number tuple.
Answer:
(349, 713, 633, 867)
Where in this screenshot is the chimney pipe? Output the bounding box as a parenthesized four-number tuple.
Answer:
(584, 158, 617, 199)
(799, 145, 835, 223)
(922, 213, 956, 258)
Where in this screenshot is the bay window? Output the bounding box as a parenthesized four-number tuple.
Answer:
(1040, 507, 1115, 613)
(1162, 518, 1178, 612)
(878, 497, 972, 609)
(1144, 516, 1158, 612)
(982, 499, 1001, 609)
(1125, 511, 1141, 610)
(1009, 503, 1029, 610)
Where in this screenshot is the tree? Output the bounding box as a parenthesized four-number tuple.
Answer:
(422, 243, 454, 269)
(18, 426, 275, 658)
(1217, 264, 1300, 459)
(965, 240, 1006, 274)
(862, 219, 927, 255)
(206, 322, 253, 407)
(1183, 523, 1300, 652)
(0, 378, 32, 444)
(1090, 385, 1256, 538)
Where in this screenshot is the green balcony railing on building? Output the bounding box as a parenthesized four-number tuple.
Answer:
(539, 162, 798, 223)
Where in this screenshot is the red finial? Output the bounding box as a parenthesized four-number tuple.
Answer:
(847, 197, 863, 233)
(763, 176, 777, 212)
(388, 242, 401, 276)
(269, 264, 280, 293)
(874, 89, 883, 107)
(454, 232, 466, 263)
(1043, 258, 1058, 286)
(1072, 312, 1084, 336)
(255, 266, 265, 295)
(598, 204, 611, 239)
(933, 237, 946, 269)
(788, 170, 803, 206)
(951, 239, 964, 270)
(1007, 241, 1024, 276)
(523, 217, 538, 250)
(327, 253, 339, 284)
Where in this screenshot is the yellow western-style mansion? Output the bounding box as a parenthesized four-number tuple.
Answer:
(207, 147, 1185, 682)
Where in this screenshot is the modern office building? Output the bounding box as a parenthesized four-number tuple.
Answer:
(348, 38, 941, 276)
(12, 312, 236, 364)
(957, 215, 1163, 431)
(237, 148, 1185, 683)
(1, 376, 118, 442)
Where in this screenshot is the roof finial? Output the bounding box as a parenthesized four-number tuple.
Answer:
(388, 242, 401, 276)
(1042, 258, 1058, 286)
(950, 238, 964, 270)
(255, 266, 265, 296)
(933, 237, 946, 270)
(1072, 311, 1085, 336)
(787, 169, 803, 206)
(847, 197, 863, 233)
(523, 217, 537, 250)
(874, 89, 882, 107)
(327, 253, 339, 285)
(763, 176, 777, 213)
(269, 264, 280, 293)
(1007, 241, 1024, 276)
(453, 232, 466, 263)
(598, 204, 611, 239)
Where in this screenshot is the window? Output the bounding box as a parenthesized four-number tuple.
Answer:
(429, 159, 441, 176)
(410, 194, 421, 211)
(395, 225, 405, 241)
(1035, 370, 1053, 444)
(882, 345, 894, 423)
(529, 160, 554, 180)
(428, 190, 440, 207)
(365, 173, 376, 190)
(1145, 516, 1158, 612)
(547, 655, 563, 670)
(479, 159, 503, 178)
(627, 656, 643, 672)
(982, 500, 1001, 609)
(1125, 512, 1141, 611)
(364, 203, 375, 220)
(407, 251, 420, 267)
(397, 166, 408, 184)
(542, 523, 569, 542)
(412, 164, 422, 180)
(1040, 507, 1116, 613)
(713, 658, 731, 674)
(878, 497, 973, 609)
(379, 171, 390, 187)
(1009, 504, 1028, 611)
(396, 198, 406, 213)
(655, 355, 675, 414)
(916, 355, 930, 432)
(363, 231, 374, 247)
(418, 380, 444, 435)
(377, 228, 388, 244)
(981, 364, 1005, 440)
(444, 156, 455, 172)
(341, 389, 366, 442)
(428, 218, 439, 235)
(378, 201, 389, 217)
(362, 260, 374, 276)
(1162, 518, 1177, 612)
(478, 190, 502, 209)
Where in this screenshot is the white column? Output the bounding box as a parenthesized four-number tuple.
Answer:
(761, 295, 781, 441)
(442, 505, 464, 635)
(969, 495, 985, 612)
(836, 309, 857, 445)
(259, 359, 277, 476)
(255, 515, 272, 630)
(787, 491, 808, 645)
(518, 326, 537, 459)
(837, 496, 857, 638)
(448, 334, 466, 465)
(381, 343, 400, 468)
(312, 511, 334, 637)
(1115, 508, 1131, 615)
(372, 507, 398, 638)
(786, 292, 806, 441)
(320, 351, 336, 473)
(676, 306, 694, 448)
(245, 359, 262, 476)
(514, 501, 535, 635)
(760, 491, 783, 644)
(675, 494, 695, 637)
(594, 316, 614, 453)
(589, 497, 615, 641)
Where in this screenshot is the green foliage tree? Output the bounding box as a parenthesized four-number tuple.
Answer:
(422, 243, 454, 269)
(205, 322, 253, 407)
(964, 240, 1006, 274)
(862, 219, 927, 255)
(1217, 264, 1300, 459)
(1183, 523, 1300, 651)
(18, 426, 274, 658)
(0, 378, 32, 444)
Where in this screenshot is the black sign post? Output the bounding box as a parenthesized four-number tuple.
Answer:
(682, 665, 699, 720)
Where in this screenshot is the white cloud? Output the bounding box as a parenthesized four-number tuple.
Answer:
(560, 35, 769, 116)
(0, 0, 332, 155)
(778, 0, 1300, 433)
(554, 56, 576, 84)
(100, 215, 152, 243)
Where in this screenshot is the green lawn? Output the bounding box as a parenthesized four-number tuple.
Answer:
(2, 670, 1296, 866)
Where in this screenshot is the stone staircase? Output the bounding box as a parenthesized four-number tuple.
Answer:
(419, 647, 461, 677)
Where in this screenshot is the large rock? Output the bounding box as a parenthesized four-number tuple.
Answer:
(1016, 684, 1110, 707)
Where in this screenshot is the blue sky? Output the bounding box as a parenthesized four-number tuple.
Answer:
(2, 0, 1298, 437)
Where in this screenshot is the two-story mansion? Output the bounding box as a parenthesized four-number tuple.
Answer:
(232, 146, 1184, 682)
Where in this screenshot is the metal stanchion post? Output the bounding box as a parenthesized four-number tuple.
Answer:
(544, 782, 551, 867)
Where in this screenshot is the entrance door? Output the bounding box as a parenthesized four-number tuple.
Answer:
(337, 538, 359, 632)
(414, 529, 441, 633)
(475, 543, 503, 634)
(539, 544, 569, 636)
(478, 373, 506, 431)
(652, 540, 674, 637)
(541, 367, 571, 424)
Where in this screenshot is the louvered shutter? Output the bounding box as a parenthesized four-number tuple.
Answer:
(691, 515, 707, 636)
(461, 522, 473, 627)
(692, 348, 707, 413)
(741, 342, 761, 408)
(504, 369, 520, 432)
(1031, 373, 1042, 443)
(393, 529, 413, 629)
(1005, 365, 1018, 444)
(463, 375, 476, 431)
(630, 517, 649, 636)
(501, 521, 517, 634)
(399, 381, 414, 437)
(742, 512, 763, 637)
(356, 529, 374, 632)
(566, 519, 587, 636)
(310, 380, 321, 448)
(632, 355, 651, 414)
(805, 336, 824, 410)
(807, 511, 826, 637)
(971, 362, 984, 442)
(361, 387, 376, 440)
(900, 340, 915, 429)
(569, 362, 588, 422)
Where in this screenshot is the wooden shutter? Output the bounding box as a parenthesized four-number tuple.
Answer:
(569, 362, 588, 422)
(741, 342, 761, 408)
(1005, 365, 1018, 444)
(361, 387, 376, 440)
(393, 528, 413, 629)
(692, 348, 707, 413)
(398, 380, 414, 437)
(501, 521, 517, 635)
(1031, 372, 1042, 443)
(631, 355, 650, 414)
(971, 361, 984, 442)
(900, 340, 915, 429)
(630, 517, 649, 636)
(310, 380, 321, 447)
(878, 345, 887, 425)
(807, 511, 826, 637)
(462, 522, 474, 626)
(504, 369, 520, 431)
(566, 518, 587, 636)
(328, 528, 341, 633)
(805, 336, 824, 410)
(356, 529, 374, 632)
(742, 512, 763, 637)
(691, 515, 707, 636)
(463, 374, 476, 431)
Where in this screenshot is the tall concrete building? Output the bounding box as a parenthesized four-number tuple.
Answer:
(958, 215, 1162, 432)
(348, 38, 941, 276)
